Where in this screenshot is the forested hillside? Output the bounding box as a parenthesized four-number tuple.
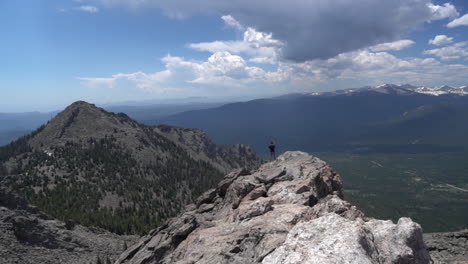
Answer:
(0, 101, 261, 234)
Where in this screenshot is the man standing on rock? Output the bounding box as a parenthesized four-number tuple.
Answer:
(269, 141, 276, 161)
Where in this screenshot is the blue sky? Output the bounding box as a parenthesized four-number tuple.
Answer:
(1, 0, 468, 112)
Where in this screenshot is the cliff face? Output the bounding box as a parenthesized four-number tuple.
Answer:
(116, 151, 431, 264)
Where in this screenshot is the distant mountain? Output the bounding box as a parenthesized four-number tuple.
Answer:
(104, 102, 226, 124)
(0, 101, 261, 234)
(282, 84, 468, 98)
(0, 130, 31, 146)
(0, 102, 228, 146)
(0, 111, 56, 131)
(160, 86, 468, 156)
(0, 111, 57, 146)
(357, 103, 468, 147)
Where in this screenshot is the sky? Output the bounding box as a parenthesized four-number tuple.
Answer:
(1, 0, 468, 112)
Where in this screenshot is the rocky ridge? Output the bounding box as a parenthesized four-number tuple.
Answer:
(26, 101, 261, 172)
(0, 187, 137, 264)
(116, 151, 431, 264)
(154, 124, 261, 173)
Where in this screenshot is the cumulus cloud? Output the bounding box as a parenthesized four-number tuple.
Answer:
(81, 47, 468, 94)
(428, 35, 454, 46)
(80, 52, 271, 91)
(91, 0, 458, 61)
(162, 52, 274, 86)
(76, 5, 99, 13)
(189, 27, 281, 63)
(424, 42, 468, 60)
(80, 1, 468, 93)
(370, 40, 416, 52)
(447, 13, 468, 27)
(427, 3, 459, 20)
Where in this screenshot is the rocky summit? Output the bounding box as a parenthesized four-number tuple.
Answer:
(116, 151, 431, 264)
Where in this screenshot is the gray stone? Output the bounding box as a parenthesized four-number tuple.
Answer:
(116, 151, 431, 264)
(424, 230, 468, 264)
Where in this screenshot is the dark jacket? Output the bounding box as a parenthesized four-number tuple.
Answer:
(268, 144, 276, 152)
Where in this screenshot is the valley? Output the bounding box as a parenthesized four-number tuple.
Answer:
(318, 151, 468, 232)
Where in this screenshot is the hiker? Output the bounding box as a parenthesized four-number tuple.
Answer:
(268, 141, 276, 161)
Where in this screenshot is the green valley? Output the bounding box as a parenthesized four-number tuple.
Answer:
(318, 152, 468, 232)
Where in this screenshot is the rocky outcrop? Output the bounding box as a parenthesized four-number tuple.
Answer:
(0, 187, 137, 264)
(424, 230, 468, 264)
(116, 151, 431, 264)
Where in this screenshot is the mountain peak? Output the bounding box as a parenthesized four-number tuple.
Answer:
(61, 100, 105, 115)
(68, 100, 95, 107)
(28, 101, 135, 148)
(1, 100, 262, 239)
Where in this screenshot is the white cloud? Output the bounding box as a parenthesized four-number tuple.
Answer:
(370, 40, 416, 52)
(80, 46, 468, 94)
(79, 77, 116, 88)
(79, 52, 269, 91)
(427, 3, 459, 21)
(79, 70, 173, 91)
(91, 0, 455, 61)
(249, 57, 277, 64)
(424, 42, 468, 60)
(447, 13, 468, 27)
(221, 15, 244, 31)
(189, 27, 281, 63)
(164, 52, 270, 85)
(428, 35, 453, 46)
(290, 50, 468, 86)
(76, 5, 100, 13)
(79, 2, 468, 93)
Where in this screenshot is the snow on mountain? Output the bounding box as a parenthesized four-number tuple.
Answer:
(413, 85, 468, 96)
(295, 84, 468, 97)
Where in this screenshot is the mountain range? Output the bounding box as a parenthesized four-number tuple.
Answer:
(0, 101, 261, 235)
(2, 83, 468, 150)
(284, 84, 468, 97)
(158, 84, 468, 156)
